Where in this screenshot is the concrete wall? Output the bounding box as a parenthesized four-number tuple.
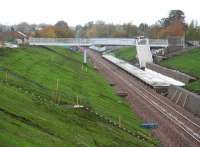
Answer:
(168, 85, 200, 117)
(146, 63, 195, 84)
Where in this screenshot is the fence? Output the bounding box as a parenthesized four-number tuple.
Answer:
(168, 85, 200, 117)
(168, 36, 185, 48)
(149, 39, 168, 47)
(29, 38, 91, 46)
(187, 41, 200, 47)
(29, 37, 170, 47)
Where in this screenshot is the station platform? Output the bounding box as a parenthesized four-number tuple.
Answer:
(102, 54, 185, 88)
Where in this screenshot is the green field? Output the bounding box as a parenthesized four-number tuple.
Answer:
(160, 48, 200, 94)
(111, 46, 137, 62)
(0, 46, 158, 146)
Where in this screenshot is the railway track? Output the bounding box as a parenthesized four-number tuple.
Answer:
(89, 51, 200, 146)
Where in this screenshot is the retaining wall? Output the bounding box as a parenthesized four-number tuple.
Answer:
(168, 85, 200, 117)
(146, 63, 195, 84)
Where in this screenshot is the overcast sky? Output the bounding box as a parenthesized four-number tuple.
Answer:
(0, 0, 199, 26)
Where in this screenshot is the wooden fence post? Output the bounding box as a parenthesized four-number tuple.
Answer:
(57, 94, 60, 105)
(76, 96, 79, 105)
(5, 71, 8, 82)
(85, 67, 88, 72)
(53, 79, 59, 103)
(118, 116, 122, 128)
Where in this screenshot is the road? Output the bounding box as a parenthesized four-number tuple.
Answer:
(88, 50, 200, 147)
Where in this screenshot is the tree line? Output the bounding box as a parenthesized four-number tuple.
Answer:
(0, 10, 200, 40)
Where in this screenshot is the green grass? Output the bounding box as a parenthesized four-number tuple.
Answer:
(111, 46, 137, 62)
(160, 48, 200, 93)
(0, 46, 158, 146)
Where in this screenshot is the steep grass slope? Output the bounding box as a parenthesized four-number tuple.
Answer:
(160, 48, 200, 93)
(111, 46, 137, 62)
(0, 46, 158, 146)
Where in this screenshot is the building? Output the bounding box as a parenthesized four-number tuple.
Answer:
(0, 31, 28, 45)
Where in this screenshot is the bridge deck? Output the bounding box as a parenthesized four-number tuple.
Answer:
(29, 38, 168, 47)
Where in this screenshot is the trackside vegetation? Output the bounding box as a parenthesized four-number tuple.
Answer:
(0, 46, 158, 146)
(160, 48, 200, 94)
(111, 46, 137, 62)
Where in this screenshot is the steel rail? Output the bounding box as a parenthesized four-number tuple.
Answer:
(92, 53, 200, 145)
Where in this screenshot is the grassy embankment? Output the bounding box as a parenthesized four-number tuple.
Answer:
(160, 48, 200, 94)
(111, 46, 137, 62)
(0, 46, 158, 146)
(111, 46, 200, 93)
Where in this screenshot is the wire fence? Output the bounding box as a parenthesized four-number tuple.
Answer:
(0, 67, 75, 104)
(0, 67, 157, 144)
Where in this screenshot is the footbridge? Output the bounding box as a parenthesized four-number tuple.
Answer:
(29, 37, 168, 48)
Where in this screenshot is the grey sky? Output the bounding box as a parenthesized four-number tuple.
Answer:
(1, 0, 199, 26)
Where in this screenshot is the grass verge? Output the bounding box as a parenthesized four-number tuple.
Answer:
(0, 46, 158, 146)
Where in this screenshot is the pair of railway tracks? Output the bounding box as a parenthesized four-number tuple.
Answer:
(90, 51, 200, 146)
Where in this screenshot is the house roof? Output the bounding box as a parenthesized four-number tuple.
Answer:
(0, 31, 28, 41)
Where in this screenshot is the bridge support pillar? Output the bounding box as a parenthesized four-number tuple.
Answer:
(84, 48, 87, 64)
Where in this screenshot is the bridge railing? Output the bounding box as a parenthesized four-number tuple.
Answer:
(149, 39, 168, 47)
(29, 37, 136, 46)
(29, 37, 168, 47)
(29, 38, 91, 44)
(90, 38, 136, 45)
